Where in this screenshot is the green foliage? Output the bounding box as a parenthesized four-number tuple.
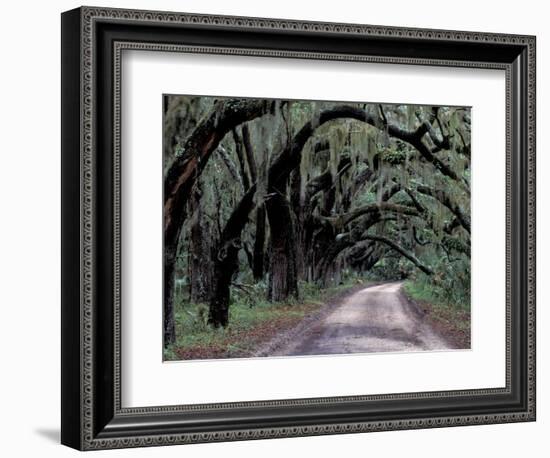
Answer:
(380, 140, 410, 165)
(403, 277, 470, 342)
(405, 269, 470, 311)
(230, 280, 270, 308)
(163, 279, 363, 360)
(367, 255, 410, 281)
(381, 148, 407, 165)
(164, 96, 471, 354)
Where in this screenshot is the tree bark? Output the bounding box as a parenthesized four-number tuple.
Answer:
(266, 193, 299, 302)
(208, 185, 257, 327)
(232, 128, 251, 191)
(163, 231, 180, 346)
(189, 182, 212, 303)
(241, 124, 258, 183)
(290, 168, 307, 280)
(253, 204, 266, 280)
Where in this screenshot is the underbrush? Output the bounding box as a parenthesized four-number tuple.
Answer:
(164, 277, 366, 361)
(403, 278, 471, 348)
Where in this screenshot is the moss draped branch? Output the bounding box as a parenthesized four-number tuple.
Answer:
(362, 234, 433, 275)
(268, 105, 466, 196)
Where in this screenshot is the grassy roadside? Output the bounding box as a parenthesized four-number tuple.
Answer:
(402, 280, 471, 349)
(164, 279, 369, 361)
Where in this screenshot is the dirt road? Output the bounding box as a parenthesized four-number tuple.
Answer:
(273, 282, 450, 356)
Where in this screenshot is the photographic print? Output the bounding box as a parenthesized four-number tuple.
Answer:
(61, 9, 536, 448)
(163, 95, 471, 361)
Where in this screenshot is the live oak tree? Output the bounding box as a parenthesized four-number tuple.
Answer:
(163, 97, 274, 343)
(163, 96, 471, 345)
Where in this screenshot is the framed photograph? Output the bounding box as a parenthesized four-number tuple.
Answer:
(61, 6, 536, 450)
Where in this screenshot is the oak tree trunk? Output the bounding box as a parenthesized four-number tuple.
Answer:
(189, 183, 212, 303)
(208, 186, 257, 327)
(266, 194, 298, 302)
(253, 204, 266, 280)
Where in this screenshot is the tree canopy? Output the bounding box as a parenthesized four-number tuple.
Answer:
(163, 96, 471, 345)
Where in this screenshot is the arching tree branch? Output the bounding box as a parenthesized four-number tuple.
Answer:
(318, 202, 420, 228)
(362, 234, 433, 275)
(268, 105, 465, 196)
(415, 185, 470, 234)
(216, 145, 242, 188)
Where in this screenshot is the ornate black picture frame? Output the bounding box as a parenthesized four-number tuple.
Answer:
(61, 6, 536, 450)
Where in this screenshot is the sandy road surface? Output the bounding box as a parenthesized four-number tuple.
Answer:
(275, 282, 450, 356)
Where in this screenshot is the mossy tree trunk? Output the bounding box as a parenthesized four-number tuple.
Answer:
(208, 185, 257, 327)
